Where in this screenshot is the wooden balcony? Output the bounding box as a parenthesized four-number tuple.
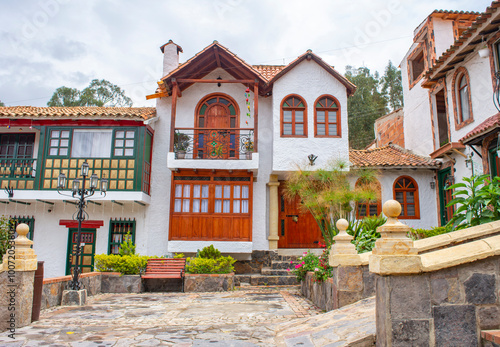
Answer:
(0, 158, 36, 190)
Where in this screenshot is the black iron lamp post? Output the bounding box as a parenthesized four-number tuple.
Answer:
(57, 162, 108, 290)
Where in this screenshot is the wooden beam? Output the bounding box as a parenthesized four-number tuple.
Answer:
(172, 79, 182, 97)
(253, 81, 259, 153)
(169, 81, 179, 152)
(452, 148, 467, 158)
(214, 46, 221, 68)
(146, 92, 168, 100)
(176, 79, 254, 84)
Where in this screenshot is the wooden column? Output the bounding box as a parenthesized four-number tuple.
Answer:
(169, 79, 179, 152)
(268, 175, 280, 249)
(253, 81, 259, 153)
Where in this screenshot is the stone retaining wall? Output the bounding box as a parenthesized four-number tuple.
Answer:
(234, 251, 279, 274)
(301, 273, 334, 311)
(184, 273, 234, 292)
(376, 255, 500, 346)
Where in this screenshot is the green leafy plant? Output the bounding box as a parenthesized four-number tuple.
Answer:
(198, 245, 221, 259)
(285, 160, 378, 247)
(445, 174, 500, 230)
(312, 244, 333, 282)
(347, 214, 386, 253)
(174, 132, 191, 152)
(289, 250, 320, 282)
(94, 254, 153, 275)
(173, 253, 185, 259)
(185, 256, 236, 274)
(408, 226, 451, 240)
(0, 216, 13, 263)
(118, 231, 135, 256)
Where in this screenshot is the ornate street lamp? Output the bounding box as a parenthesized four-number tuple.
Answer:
(57, 163, 108, 290)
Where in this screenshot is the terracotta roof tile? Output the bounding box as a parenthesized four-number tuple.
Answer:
(0, 106, 156, 121)
(349, 144, 440, 168)
(460, 112, 500, 143)
(252, 65, 286, 81)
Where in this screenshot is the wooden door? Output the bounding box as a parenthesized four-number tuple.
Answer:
(278, 187, 323, 248)
(66, 228, 96, 275)
(438, 168, 454, 226)
(199, 103, 236, 159)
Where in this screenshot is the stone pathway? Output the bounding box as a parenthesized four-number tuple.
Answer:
(0, 286, 323, 346)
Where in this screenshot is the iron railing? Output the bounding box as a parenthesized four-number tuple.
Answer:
(174, 128, 255, 159)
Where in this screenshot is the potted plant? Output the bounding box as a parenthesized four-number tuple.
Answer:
(243, 139, 253, 160)
(174, 132, 191, 159)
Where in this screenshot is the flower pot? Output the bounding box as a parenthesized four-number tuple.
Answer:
(479, 47, 490, 58)
(176, 151, 186, 159)
(245, 152, 252, 160)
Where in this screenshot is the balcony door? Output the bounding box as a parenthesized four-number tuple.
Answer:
(196, 94, 239, 159)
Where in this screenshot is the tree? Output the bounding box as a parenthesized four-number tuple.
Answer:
(284, 159, 378, 247)
(381, 60, 403, 111)
(0, 100, 4, 106)
(345, 66, 388, 149)
(47, 79, 132, 107)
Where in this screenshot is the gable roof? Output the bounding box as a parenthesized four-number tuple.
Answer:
(349, 144, 440, 169)
(160, 41, 268, 95)
(0, 106, 156, 121)
(252, 65, 286, 80)
(266, 50, 357, 96)
(460, 112, 500, 145)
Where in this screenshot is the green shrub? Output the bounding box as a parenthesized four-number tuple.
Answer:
(0, 216, 13, 263)
(185, 255, 236, 274)
(290, 250, 320, 282)
(94, 254, 153, 275)
(311, 246, 333, 282)
(198, 245, 221, 259)
(173, 253, 185, 259)
(408, 226, 451, 240)
(348, 214, 386, 253)
(118, 231, 135, 256)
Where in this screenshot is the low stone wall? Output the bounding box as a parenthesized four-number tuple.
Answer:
(101, 274, 142, 293)
(184, 273, 235, 292)
(41, 272, 102, 310)
(301, 273, 334, 311)
(301, 266, 376, 312)
(376, 255, 500, 346)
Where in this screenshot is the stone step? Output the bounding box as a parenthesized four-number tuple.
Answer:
(271, 260, 298, 270)
(235, 274, 298, 286)
(261, 268, 295, 276)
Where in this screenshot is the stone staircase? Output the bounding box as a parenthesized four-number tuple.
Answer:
(235, 254, 300, 286)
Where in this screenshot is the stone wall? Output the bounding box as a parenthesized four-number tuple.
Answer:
(101, 274, 142, 293)
(233, 251, 279, 274)
(376, 255, 500, 346)
(184, 273, 234, 292)
(301, 266, 376, 312)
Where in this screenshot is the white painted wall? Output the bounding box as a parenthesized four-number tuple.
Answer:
(401, 44, 435, 156)
(2, 200, 147, 278)
(272, 60, 350, 171)
(433, 18, 455, 58)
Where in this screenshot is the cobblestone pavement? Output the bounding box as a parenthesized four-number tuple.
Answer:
(0, 286, 326, 346)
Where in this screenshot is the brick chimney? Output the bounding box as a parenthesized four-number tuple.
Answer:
(160, 40, 183, 77)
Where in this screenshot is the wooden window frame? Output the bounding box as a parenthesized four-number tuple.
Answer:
(280, 94, 308, 138)
(314, 95, 341, 138)
(108, 218, 136, 255)
(407, 44, 427, 89)
(393, 176, 420, 219)
(452, 67, 474, 130)
(0, 133, 35, 159)
(355, 178, 381, 219)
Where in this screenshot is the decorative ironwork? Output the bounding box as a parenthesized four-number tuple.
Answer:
(174, 128, 254, 159)
(0, 158, 36, 178)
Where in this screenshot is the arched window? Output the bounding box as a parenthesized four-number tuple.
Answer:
(356, 178, 381, 218)
(452, 67, 473, 128)
(281, 95, 307, 137)
(315, 95, 341, 137)
(393, 176, 420, 219)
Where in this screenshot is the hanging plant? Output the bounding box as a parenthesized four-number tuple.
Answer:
(244, 88, 252, 125)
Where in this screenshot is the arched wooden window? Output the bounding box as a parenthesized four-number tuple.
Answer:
(393, 176, 420, 219)
(281, 95, 307, 137)
(356, 178, 381, 218)
(315, 95, 341, 137)
(452, 67, 473, 128)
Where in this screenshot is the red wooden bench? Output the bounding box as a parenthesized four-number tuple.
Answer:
(141, 258, 186, 292)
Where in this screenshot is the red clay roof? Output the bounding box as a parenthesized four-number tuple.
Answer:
(424, 1, 500, 82)
(0, 106, 156, 121)
(252, 65, 286, 81)
(349, 144, 439, 168)
(460, 112, 500, 143)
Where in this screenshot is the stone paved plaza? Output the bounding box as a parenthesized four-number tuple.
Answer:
(0, 285, 376, 346)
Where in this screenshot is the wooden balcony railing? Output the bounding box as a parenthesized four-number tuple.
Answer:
(0, 158, 36, 190)
(173, 128, 255, 160)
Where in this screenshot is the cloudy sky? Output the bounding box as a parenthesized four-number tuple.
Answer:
(0, 0, 493, 107)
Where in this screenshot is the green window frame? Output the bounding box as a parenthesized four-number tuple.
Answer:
(48, 129, 71, 156)
(0, 134, 35, 159)
(11, 215, 35, 240)
(108, 218, 136, 254)
(112, 129, 136, 157)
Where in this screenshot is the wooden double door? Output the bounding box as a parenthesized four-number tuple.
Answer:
(278, 187, 323, 248)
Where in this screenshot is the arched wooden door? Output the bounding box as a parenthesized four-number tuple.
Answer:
(196, 95, 239, 159)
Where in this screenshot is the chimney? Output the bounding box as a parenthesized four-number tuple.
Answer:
(160, 40, 183, 76)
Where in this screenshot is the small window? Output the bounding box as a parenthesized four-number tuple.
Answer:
(108, 219, 136, 255)
(281, 95, 307, 137)
(315, 95, 340, 137)
(452, 68, 473, 127)
(49, 130, 70, 156)
(114, 130, 135, 157)
(408, 45, 425, 85)
(393, 176, 420, 219)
